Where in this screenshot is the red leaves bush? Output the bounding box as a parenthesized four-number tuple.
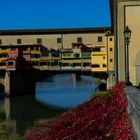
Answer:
(25, 82, 133, 140)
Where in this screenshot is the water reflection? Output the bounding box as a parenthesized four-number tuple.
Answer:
(0, 96, 66, 135)
(0, 73, 97, 135)
(36, 74, 97, 108)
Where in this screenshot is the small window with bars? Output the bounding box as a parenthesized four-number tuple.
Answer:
(77, 37, 83, 43)
(37, 38, 42, 44)
(17, 39, 22, 44)
(98, 37, 103, 42)
(110, 48, 113, 51)
(57, 38, 62, 43)
(109, 38, 113, 41)
(0, 39, 2, 45)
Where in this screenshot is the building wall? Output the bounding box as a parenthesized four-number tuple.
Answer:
(106, 35, 114, 71)
(91, 51, 107, 72)
(126, 5, 140, 85)
(0, 33, 106, 49)
(63, 33, 105, 48)
(117, 0, 140, 85)
(0, 34, 62, 50)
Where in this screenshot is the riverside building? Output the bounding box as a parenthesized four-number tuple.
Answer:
(0, 28, 114, 74)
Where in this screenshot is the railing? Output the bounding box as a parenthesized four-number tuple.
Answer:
(125, 87, 140, 140)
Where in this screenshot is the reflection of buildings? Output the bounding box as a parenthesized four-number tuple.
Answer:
(110, 0, 140, 86)
(0, 98, 16, 139)
(0, 96, 66, 135)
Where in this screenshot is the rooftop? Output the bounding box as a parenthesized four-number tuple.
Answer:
(0, 27, 111, 35)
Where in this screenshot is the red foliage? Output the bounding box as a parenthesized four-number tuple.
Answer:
(25, 82, 133, 140)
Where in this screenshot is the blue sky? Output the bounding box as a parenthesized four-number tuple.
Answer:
(0, 0, 111, 29)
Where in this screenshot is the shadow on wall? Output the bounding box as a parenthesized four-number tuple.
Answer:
(0, 83, 4, 97)
(135, 50, 140, 86)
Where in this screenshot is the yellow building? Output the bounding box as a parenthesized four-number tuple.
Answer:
(91, 46, 107, 72)
(91, 34, 114, 73)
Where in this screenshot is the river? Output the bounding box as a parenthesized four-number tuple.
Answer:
(0, 73, 98, 136)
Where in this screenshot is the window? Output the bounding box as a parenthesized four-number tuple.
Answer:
(9, 54, 17, 57)
(110, 48, 113, 51)
(51, 51, 60, 57)
(11, 48, 16, 51)
(73, 53, 80, 58)
(81, 53, 91, 58)
(31, 47, 34, 50)
(73, 63, 81, 67)
(53, 61, 59, 66)
(63, 53, 66, 57)
(103, 64, 106, 67)
(0, 62, 5, 66)
(42, 51, 49, 57)
(62, 63, 69, 67)
(31, 61, 39, 66)
(98, 37, 103, 42)
(57, 38, 62, 43)
(17, 39, 22, 44)
(23, 54, 30, 58)
(103, 56, 106, 59)
(23, 47, 28, 51)
(92, 47, 100, 52)
(110, 59, 113, 62)
(92, 64, 100, 68)
(0, 39, 2, 45)
(35, 47, 39, 51)
(1, 48, 6, 50)
(109, 38, 113, 41)
(77, 37, 82, 43)
(46, 62, 51, 66)
(37, 38, 42, 44)
(31, 54, 40, 58)
(63, 53, 72, 57)
(39, 62, 47, 66)
(8, 62, 14, 66)
(0, 53, 8, 57)
(83, 63, 90, 67)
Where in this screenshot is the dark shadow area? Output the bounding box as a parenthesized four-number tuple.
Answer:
(98, 83, 107, 91)
(10, 95, 67, 135)
(92, 72, 108, 80)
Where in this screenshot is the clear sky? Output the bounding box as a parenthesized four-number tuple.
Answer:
(0, 0, 111, 30)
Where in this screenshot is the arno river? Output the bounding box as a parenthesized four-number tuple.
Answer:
(0, 73, 98, 136)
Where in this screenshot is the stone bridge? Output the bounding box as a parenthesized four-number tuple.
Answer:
(0, 70, 37, 97)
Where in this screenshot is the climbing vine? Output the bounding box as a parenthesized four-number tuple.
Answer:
(25, 82, 133, 140)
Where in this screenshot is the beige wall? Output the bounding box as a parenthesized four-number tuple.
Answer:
(0, 34, 62, 50)
(117, 0, 140, 85)
(63, 33, 105, 48)
(0, 33, 106, 49)
(126, 5, 140, 85)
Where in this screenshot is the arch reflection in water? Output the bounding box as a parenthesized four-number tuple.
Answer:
(36, 74, 97, 108)
(0, 96, 66, 135)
